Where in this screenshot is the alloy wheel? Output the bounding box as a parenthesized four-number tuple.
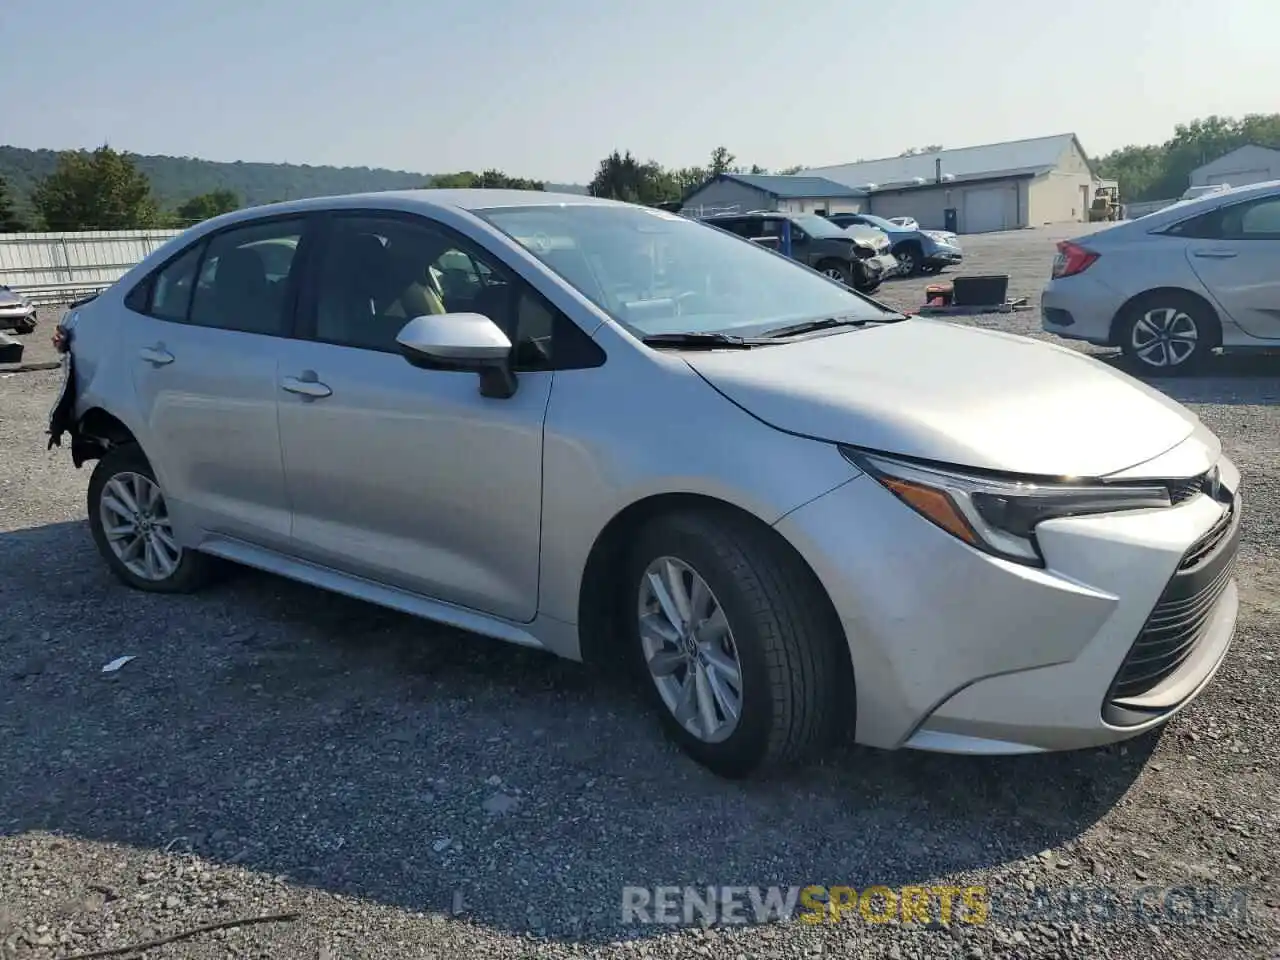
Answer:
(98, 471, 181, 581)
(637, 556, 744, 744)
(1132, 307, 1199, 368)
(822, 266, 846, 282)
(897, 249, 916, 274)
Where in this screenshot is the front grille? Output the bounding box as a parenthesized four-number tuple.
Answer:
(1168, 473, 1206, 506)
(1104, 496, 1241, 715)
(1179, 498, 1235, 570)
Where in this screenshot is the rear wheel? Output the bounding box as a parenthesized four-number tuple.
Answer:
(1117, 293, 1217, 376)
(87, 444, 215, 593)
(625, 510, 844, 779)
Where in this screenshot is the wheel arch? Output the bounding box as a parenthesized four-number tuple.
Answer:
(575, 492, 855, 708)
(1108, 287, 1223, 348)
(72, 407, 141, 468)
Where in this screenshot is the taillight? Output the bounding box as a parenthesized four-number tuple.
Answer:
(1052, 241, 1099, 279)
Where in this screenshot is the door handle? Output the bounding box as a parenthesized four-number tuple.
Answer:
(139, 346, 175, 366)
(281, 375, 332, 399)
(1192, 249, 1238, 259)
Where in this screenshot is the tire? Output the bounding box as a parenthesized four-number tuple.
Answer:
(920, 264, 942, 275)
(893, 242, 924, 276)
(1116, 293, 1217, 376)
(817, 260, 854, 288)
(625, 509, 844, 779)
(87, 444, 216, 593)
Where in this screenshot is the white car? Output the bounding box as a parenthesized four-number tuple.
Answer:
(1042, 179, 1280, 374)
(887, 217, 919, 230)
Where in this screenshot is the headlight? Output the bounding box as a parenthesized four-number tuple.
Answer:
(841, 448, 1172, 566)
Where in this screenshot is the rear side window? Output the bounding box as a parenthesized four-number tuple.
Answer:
(189, 220, 305, 335)
(151, 244, 205, 321)
(1167, 195, 1280, 240)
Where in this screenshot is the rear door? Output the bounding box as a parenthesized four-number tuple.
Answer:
(1177, 192, 1280, 339)
(120, 215, 317, 549)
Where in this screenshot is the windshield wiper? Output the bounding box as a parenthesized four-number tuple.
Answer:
(762, 313, 906, 339)
(641, 332, 768, 349)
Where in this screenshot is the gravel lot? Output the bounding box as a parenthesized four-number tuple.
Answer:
(1, 226, 1278, 959)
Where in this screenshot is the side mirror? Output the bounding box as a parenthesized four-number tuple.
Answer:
(395, 313, 517, 399)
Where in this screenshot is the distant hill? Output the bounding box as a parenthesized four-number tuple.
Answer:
(0, 145, 587, 221)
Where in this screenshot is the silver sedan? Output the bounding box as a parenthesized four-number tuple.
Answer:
(51, 189, 1241, 779)
(1042, 180, 1280, 374)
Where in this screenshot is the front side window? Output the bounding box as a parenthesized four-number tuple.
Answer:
(188, 219, 305, 335)
(311, 214, 580, 368)
(1232, 196, 1280, 237)
(478, 204, 890, 339)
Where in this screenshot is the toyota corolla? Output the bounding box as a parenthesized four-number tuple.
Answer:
(48, 190, 1241, 778)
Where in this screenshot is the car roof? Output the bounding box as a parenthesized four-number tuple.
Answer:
(198, 188, 628, 230)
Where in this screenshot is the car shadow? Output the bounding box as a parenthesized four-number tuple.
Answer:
(1, 520, 1153, 943)
(1097, 352, 1280, 406)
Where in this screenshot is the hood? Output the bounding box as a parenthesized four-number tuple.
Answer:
(0, 287, 27, 307)
(685, 319, 1201, 477)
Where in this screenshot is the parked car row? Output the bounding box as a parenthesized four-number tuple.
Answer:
(697, 211, 897, 294)
(824, 213, 964, 277)
(1041, 178, 1280, 375)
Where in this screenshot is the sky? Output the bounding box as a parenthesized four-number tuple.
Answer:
(2, 0, 1276, 182)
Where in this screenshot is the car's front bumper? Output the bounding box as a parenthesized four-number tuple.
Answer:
(869, 253, 898, 278)
(923, 244, 963, 267)
(775, 446, 1241, 754)
(0, 302, 36, 327)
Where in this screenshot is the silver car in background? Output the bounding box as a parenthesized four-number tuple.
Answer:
(0, 284, 37, 333)
(49, 190, 1241, 780)
(1042, 180, 1280, 374)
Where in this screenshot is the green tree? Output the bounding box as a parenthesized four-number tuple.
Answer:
(776, 164, 805, 175)
(1096, 113, 1280, 201)
(174, 188, 240, 224)
(31, 145, 160, 230)
(587, 150, 679, 205)
(0, 175, 28, 232)
(709, 146, 736, 176)
(428, 170, 544, 190)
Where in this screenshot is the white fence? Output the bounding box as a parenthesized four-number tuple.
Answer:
(0, 229, 184, 301)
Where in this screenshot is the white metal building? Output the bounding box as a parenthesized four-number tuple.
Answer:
(679, 174, 867, 219)
(1189, 145, 1280, 190)
(802, 134, 1098, 234)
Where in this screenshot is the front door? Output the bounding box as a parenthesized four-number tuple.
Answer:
(275, 212, 551, 622)
(123, 215, 312, 549)
(1181, 192, 1280, 340)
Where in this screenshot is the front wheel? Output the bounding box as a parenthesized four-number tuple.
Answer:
(1117, 295, 1217, 376)
(626, 510, 844, 779)
(818, 260, 854, 288)
(87, 444, 216, 593)
(893, 243, 923, 276)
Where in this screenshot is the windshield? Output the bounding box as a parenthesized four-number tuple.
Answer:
(787, 214, 849, 240)
(477, 205, 890, 338)
(857, 214, 901, 231)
